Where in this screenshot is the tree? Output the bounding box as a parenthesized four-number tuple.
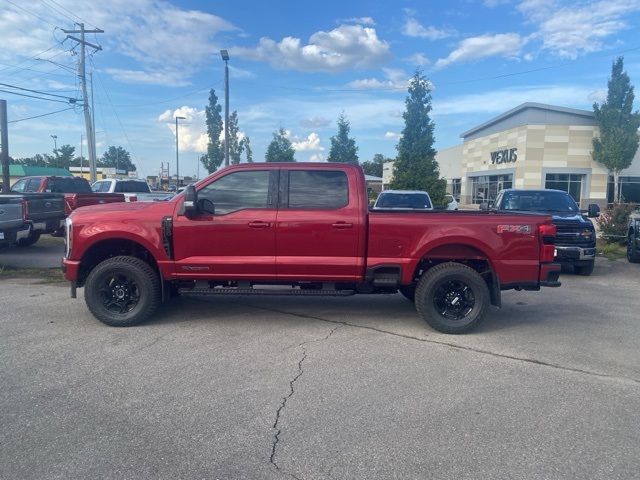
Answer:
(99, 146, 136, 171)
(227, 111, 242, 165)
(53, 144, 75, 170)
(14, 154, 51, 167)
(201, 89, 225, 173)
(361, 153, 388, 177)
(241, 136, 253, 163)
(266, 128, 295, 162)
(592, 57, 640, 203)
(327, 113, 358, 164)
(389, 69, 446, 205)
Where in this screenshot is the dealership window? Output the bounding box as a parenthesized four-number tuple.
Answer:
(450, 178, 461, 201)
(470, 174, 513, 204)
(545, 173, 584, 203)
(607, 176, 640, 203)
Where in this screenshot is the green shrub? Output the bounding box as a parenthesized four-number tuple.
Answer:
(596, 203, 637, 244)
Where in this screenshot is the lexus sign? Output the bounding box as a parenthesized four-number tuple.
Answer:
(490, 148, 517, 164)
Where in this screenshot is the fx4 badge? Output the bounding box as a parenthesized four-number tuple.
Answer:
(497, 224, 531, 234)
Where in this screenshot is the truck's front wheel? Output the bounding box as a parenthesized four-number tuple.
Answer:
(84, 256, 160, 327)
(415, 262, 490, 334)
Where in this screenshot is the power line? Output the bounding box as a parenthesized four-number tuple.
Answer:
(8, 106, 75, 124)
(0, 45, 59, 74)
(43, 0, 97, 29)
(0, 88, 74, 103)
(0, 81, 79, 102)
(105, 82, 223, 108)
(2, 0, 57, 27)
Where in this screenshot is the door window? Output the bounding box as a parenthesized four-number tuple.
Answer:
(198, 170, 271, 215)
(25, 178, 42, 192)
(286, 170, 348, 209)
(11, 178, 27, 192)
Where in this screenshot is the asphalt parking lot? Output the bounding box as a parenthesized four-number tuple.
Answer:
(1, 258, 639, 479)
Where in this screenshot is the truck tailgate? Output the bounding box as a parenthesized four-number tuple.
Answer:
(65, 193, 126, 213)
(20, 193, 66, 222)
(0, 196, 25, 231)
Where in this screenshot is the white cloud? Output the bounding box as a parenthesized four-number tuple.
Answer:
(233, 24, 391, 72)
(158, 106, 208, 152)
(518, 0, 640, 58)
(407, 53, 430, 66)
(435, 33, 526, 69)
(403, 18, 451, 39)
(0, 0, 239, 86)
(300, 117, 332, 128)
(434, 85, 598, 116)
(346, 68, 409, 90)
(309, 153, 326, 162)
(588, 89, 607, 104)
(291, 132, 324, 152)
(384, 131, 401, 140)
(340, 16, 376, 26)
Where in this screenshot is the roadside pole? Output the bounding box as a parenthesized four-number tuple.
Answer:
(0, 99, 9, 193)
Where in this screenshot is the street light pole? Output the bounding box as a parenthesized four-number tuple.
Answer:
(175, 115, 186, 187)
(220, 49, 230, 167)
(51, 134, 58, 167)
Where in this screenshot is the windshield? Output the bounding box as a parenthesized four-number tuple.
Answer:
(500, 191, 579, 212)
(376, 192, 432, 209)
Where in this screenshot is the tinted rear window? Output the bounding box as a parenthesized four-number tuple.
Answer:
(47, 178, 91, 193)
(376, 193, 431, 209)
(287, 170, 348, 209)
(114, 181, 150, 193)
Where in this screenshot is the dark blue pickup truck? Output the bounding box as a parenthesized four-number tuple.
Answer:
(482, 189, 600, 275)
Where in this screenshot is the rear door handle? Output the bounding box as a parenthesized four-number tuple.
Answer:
(248, 221, 271, 229)
(332, 222, 353, 229)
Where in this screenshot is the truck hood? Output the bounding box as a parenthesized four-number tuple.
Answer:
(70, 199, 175, 219)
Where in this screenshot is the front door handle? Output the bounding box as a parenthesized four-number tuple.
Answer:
(248, 221, 271, 229)
(332, 222, 353, 229)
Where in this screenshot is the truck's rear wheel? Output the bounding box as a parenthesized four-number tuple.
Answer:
(15, 231, 41, 247)
(84, 256, 160, 327)
(415, 262, 489, 334)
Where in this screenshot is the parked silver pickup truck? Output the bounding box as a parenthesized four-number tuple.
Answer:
(91, 179, 172, 202)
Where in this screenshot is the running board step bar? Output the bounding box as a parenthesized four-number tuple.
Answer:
(179, 287, 356, 297)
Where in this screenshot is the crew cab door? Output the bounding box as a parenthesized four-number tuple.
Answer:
(275, 168, 365, 281)
(172, 169, 278, 279)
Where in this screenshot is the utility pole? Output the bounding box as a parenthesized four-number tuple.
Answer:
(220, 50, 230, 167)
(51, 135, 58, 167)
(90, 71, 96, 173)
(80, 133, 84, 177)
(63, 24, 103, 183)
(1, 100, 9, 193)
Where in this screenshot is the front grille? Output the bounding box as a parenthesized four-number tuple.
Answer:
(555, 224, 592, 247)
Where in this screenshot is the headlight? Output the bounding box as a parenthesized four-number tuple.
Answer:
(65, 217, 72, 258)
(580, 228, 594, 239)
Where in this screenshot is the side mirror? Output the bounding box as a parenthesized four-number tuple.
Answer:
(587, 203, 600, 218)
(183, 185, 198, 216)
(479, 202, 489, 211)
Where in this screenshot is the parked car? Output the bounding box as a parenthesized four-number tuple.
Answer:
(63, 163, 561, 334)
(627, 210, 640, 263)
(373, 190, 433, 210)
(483, 189, 599, 275)
(11, 176, 125, 215)
(91, 178, 172, 202)
(0, 195, 30, 246)
(445, 194, 459, 211)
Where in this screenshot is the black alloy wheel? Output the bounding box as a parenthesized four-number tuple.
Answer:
(433, 279, 476, 321)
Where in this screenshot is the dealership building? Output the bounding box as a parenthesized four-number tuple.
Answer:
(383, 102, 640, 208)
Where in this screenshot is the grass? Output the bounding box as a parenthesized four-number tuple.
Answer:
(596, 239, 627, 261)
(0, 266, 65, 283)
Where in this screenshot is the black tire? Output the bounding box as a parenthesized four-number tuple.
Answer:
(415, 262, 490, 334)
(398, 285, 416, 302)
(15, 231, 41, 247)
(628, 232, 640, 263)
(84, 256, 160, 327)
(574, 260, 595, 276)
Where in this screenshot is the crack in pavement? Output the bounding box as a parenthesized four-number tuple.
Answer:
(247, 304, 640, 387)
(269, 324, 342, 479)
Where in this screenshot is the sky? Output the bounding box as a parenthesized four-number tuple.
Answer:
(1, 0, 640, 179)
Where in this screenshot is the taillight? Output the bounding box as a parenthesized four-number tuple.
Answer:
(539, 223, 556, 263)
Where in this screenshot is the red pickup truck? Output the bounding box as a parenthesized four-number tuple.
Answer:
(62, 163, 561, 333)
(11, 176, 125, 215)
